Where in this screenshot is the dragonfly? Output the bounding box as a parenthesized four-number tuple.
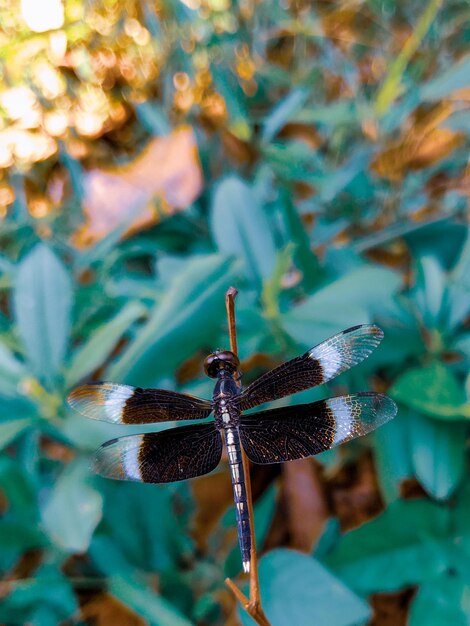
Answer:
(68, 324, 397, 574)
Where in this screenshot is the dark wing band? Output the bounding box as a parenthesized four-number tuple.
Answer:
(68, 383, 212, 424)
(93, 423, 223, 483)
(239, 393, 396, 464)
(237, 325, 384, 411)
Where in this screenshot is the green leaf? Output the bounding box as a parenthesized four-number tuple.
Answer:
(0, 418, 33, 450)
(409, 573, 470, 626)
(0, 564, 77, 625)
(135, 101, 170, 134)
(262, 88, 308, 143)
(13, 245, 73, 384)
(374, 410, 413, 503)
(91, 481, 176, 574)
(325, 499, 450, 594)
(391, 362, 468, 420)
(413, 255, 447, 328)
(211, 177, 277, 285)
(108, 255, 237, 385)
(409, 412, 466, 500)
(0, 519, 46, 550)
(277, 192, 322, 291)
(110, 575, 193, 626)
(318, 149, 371, 203)
(421, 54, 470, 102)
(374, 0, 442, 115)
(41, 458, 103, 552)
(282, 265, 401, 348)
(65, 301, 145, 387)
(0, 341, 26, 396)
(240, 549, 370, 626)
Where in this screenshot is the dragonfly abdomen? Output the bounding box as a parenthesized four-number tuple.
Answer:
(225, 427, 251, 573)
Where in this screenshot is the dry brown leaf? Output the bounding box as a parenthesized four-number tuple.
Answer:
(282, 458, 328, 552)
(191, 470, 234, 552)
(372, 103, 463, 180)
(370, 588, 416, 626)
(328, 452, 383, 531)
(72, 125, 203, 247)
(81, 592, 146, 626)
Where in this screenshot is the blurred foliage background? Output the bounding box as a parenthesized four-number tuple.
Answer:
(1, 0, 470, 624)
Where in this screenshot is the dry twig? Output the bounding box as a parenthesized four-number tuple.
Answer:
(224, 287, 271, 626)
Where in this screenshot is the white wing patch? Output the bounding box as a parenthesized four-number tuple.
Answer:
(105, 385, 134, 422)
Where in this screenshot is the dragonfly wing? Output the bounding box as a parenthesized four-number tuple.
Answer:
(93, 423, 223, 483)
(68, 383, 212, 424)
(238, 325, 384, 411)
(239, 393, 396, 464)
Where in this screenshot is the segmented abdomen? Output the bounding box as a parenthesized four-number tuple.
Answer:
(224, 427, 251, 573)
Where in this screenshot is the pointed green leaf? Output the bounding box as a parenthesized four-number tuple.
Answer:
(41, 458, 102, 552)
(108, 255, 237, 385)
(391, 362, 468, 420)
(65, 301, 145, 387)
(240, 549, 370, 626)
(409, 574, 470, 626)
(211, 177, 277, 285)
(110, 575, 193, 626)
(13, 245, 72, 384)
(409, 412, 466, 500)
(421, 54, 470, 102)
(325, 500, 450, 594)
(0, 419, 32, 450)
(282, 265, 401, 348)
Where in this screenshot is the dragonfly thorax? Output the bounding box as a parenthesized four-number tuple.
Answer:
(213, 372, 241, 429)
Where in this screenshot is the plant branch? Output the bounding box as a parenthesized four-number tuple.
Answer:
(224, 287, 271, 626)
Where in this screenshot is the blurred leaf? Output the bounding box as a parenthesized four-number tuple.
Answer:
(413, 255, 447, 328)
(0, 564, 77, 625)
(13, 244, 72, 385)
(0, 341, 26, 395)
(41, 458, 103, 553)
(0, 519, 46, 550)
(262, 244, 295, 320)
(278, 193, 322, 291)
(282, 265, 401, 348)
(375, 0, 442, 115)
(211, 177, 277, 285)
(240, 549, 370, 626)
(65, 301, 146, 387)
(92, 482, 175, 575)
(108, 255, 236, 385)
(212, 68, 251, 140)
(0, 418, 33, 450)
(421, 54, 470, 101)
(262, 88, 308, 143)
(325, 499, 449, 594)
(109, 575, 193, 626)
(374, 410, 413, 503)
(391, 362, 468, 420)
(409, 412, 466, 500)
(74, 126, 203, 247)
(409, 573, 470, 626)
(318, 149, 371, 203)
(136, 101, 170, 135)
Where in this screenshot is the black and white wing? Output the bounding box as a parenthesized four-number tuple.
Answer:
(68, 383, 212, 424)
(239, 393, 396, 464)
(237, 325, 384, 411)
(93, 423, 223, 483)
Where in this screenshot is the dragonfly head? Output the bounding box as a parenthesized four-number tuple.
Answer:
(204, 350, 240, 378)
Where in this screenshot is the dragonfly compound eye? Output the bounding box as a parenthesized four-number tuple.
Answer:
(204, 350, 240, 378)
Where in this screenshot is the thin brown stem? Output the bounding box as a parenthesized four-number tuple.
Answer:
(224, 287, 271, 626)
